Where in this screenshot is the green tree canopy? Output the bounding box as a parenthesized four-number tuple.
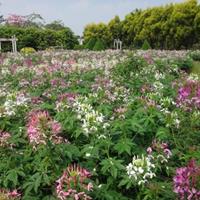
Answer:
(83, 0, 200, 50)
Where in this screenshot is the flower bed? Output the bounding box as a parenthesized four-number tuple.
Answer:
(0, 50, 199, 199)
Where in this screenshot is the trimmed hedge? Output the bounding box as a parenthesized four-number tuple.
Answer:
(93, 39, 105, 51)
(0, 26, 78, 51)
(85, 38, 97, 50)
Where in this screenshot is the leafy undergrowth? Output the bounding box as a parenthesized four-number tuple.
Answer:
(0, 50, 199, 200)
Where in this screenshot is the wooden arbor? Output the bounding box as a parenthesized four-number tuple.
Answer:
(0, 35, 18, 53)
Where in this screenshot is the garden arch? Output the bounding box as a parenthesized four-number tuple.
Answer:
(0, 35, 18, 53)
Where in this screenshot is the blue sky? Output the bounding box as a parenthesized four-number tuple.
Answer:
(0, 0, 184, 35)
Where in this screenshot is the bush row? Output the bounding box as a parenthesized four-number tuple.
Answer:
(0, 26, 78, 51)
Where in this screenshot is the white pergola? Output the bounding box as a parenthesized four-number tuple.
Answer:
(114, 39, 122, 50)
(0, 35, 18, 53)
(78, 37, 84, 45)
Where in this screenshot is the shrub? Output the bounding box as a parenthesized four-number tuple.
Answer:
(170, 57, 193, 72)
(85, 38, 96, 50)
(113, 56, 146, 80)
(0, 26, 78, 51)
(142, 40, 151, 50)
(93, 39, 105, 51)
(20, 47, 36, 54)
(189, 50, 200, 61)
(74, 44, 85, 50)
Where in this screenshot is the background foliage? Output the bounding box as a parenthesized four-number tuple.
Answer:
(83, 0, 200, 49)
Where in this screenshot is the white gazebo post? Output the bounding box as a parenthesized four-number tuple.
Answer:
(12, 36, 14, 53)
(114, 39, 122, 50)
(114, 39, 117, 49)
(119, 40, 122, 50)
(0, 36, 18, 53)
(12, 35, 17, 53)
(78, 37, 83, 45)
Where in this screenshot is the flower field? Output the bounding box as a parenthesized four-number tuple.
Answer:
(0, 50, 200, 200)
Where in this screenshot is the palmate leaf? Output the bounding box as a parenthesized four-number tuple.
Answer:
(114, 138, 134, 155)
(5, 170, 18, 186)
(22, 172, 43, 195)
(156, 127, 170, 140)
(34, 173, 42, 193)
(5, 168, 25, 187)
(100, 158, 124, 178)
(130, 117, 144, 134)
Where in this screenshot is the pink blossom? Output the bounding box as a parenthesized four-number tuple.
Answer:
(26, 110, 66, 148)
(0, 189, 20, 199)
(6, 14, 26, 26)
(56, 164, 92, 200)
(173, 160, 200, 200)
(176, 80, 200, 110)
(51, 121, 62, 134)
(147, 147, 153, 154)
(0, 131, 11, 147)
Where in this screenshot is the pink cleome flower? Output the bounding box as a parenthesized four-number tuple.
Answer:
(173, 160, 200, 200)
(176, 80, 200, 110)
(56, 164, 93, 200)
(0, 189, 21, 199)
(147, 140, 172, 159)
(0, 130, 11, 147)
(27, 110, 67, 148)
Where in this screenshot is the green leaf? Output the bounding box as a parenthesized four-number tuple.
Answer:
(118, 179, 129, 187)
(156, 127, 170, 140)
(100, 158, 124, 178)
(34, 174, 42, 193)
(114, 138, 133, 155)
(6, 169, 18, 186)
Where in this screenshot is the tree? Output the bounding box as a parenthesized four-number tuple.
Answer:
(83, 0, 200, 49)
(83, 23, 111, 48)
(0, 2, 4, 24)
(45, 20, 65, 30)
(25, 13, 45, 28)
(5, 14, 26, 26)
(108, 16, 122, 47)
(168, 0, 198, 49)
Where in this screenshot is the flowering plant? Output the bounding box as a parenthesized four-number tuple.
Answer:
(27, 110, 67, 148)
(0, 189, 20, 200)
(56, 164, 93, 200)
(174, 160, 200, 200)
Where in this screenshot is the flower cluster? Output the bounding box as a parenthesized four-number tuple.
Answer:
(126, 155, 156, 185)
(147, 140, 172, 162)
(126, 141, 172, 186)
(176, 79, 200, 110)
(56, 93, 77, 112)
(173, 160, 200, 200)
(0, 130, 11, 148)
(6, 14, 26, 26)
(73, 97, 109, 137)
(0, 189, 21, 200)
(0, 92, 30, 118)
(27, 110, 67, 148)
(56, 164, 93, 200)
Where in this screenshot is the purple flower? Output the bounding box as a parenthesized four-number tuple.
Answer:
(173, 160, 200, 200)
